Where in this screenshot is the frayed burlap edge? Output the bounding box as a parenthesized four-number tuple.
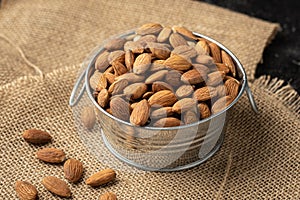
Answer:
(253, 75, 300, 115)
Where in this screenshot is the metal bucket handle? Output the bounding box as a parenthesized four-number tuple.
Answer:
(69, 68, 258, 113)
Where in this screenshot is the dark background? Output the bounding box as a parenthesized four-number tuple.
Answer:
(1, 0, 299, 94)
(201, 0, 300, 94)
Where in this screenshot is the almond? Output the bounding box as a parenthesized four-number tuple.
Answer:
(206, 71, 225, 86)
(169, 33, 188, 48)
(215, 63, 230, 74)
(104, 66, 114, 74)
(130, 102, 138, 110)
(195, 54, 215, 66)
(171, 45, 197, 58)
(146, 42, 170, 60)
(42, 176, 71, 197)
(153, 117, 181, 127)
(215, 84, 226, 97)
(198, 103, 211, 119)
(108, 79, 129, 95)
(145, 70, 168, 84)
(208, 42, 221, 63)
(148, 90, 177, 107)
(22, 129, 52, 145)
(195, 40, 210, 55)
(150, 107, 174, 119)
(110, 97, 131, 121)
(137, 34, 157, 46)
(150, 62, 167, 72)
(63, 159, 83, 183)
(181, 69, 207, 84)
(225, 78, 240, 98)
(172, 98, 197, 114)
(125, 50, 134, 70)
(104, 72, 116, 85)
(81, 106, 96, 129)
(133, 53, 152, 74)
(183, 110, 198, 124)
(221, 50, 236, 77)
(97, 89, 110, 108)
(136, 23, 163, 35)
(164, 54, 191, 71)
(142, 91, 154, 99)
(108, 50, 125, 64)
(152, 81, 173, 93)
(95, 51, 110, 72)
(173, 26, 198, 40)
(211, 96, 233, 114)
(15, 181, 38, 200)
(193, 86, 217, 101)
(96, 73, 108, 91)
(115, 73, 144, 83)
(130, 99, 150, 126)
(99, 192, 117, 200)
(124, 41, 144, 54)
(86, 168, 116, 187)
(165, 70, 183, 87)
(157, 27, 172, 43)
(112, 62, 127, 76)
(176, 85, 194, 98)
(193, 64, 210, 74)
(123, 83, 148, 99)
(105, 38, 126, 51)
(89, 71, 102, 90)
(36, 148, 66, 163)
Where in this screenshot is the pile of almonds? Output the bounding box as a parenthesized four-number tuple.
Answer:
(15, 129, 117, 200)
(90, 23, 240, 127)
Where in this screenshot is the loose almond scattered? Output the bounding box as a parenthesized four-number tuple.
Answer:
(22, 129, 52, 145)
(86, 168, 116, 187)
(90, 22, 240, 127)
(63, 158, 84, 183)
(15, 181, 38, 200)
(42, 176, 71, 197)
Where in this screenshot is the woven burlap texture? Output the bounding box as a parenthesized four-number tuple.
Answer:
(0, 66, 299, 200)
(0, 0, 279, 86)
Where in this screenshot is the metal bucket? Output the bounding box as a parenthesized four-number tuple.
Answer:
(69, 31, 258, 172)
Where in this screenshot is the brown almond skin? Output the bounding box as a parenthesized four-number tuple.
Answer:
(110, 97, 132, 121)
(211, 96, 233, 114)
(99, 192, 117, 200)
(130, 99, 150, 126)
(208, 42, 221, 63)
(153, 117, 181, 127)
(172, 98, 197, 114)
(193, 86, 217, 102)
(164, 54, 191, 71)
(97, 89, 110, 108)
(123, 83, 148, 100)
(224, 78, 240, 99)
(95, 51, 110, 72)
(22, 129, 52, 145)
(36, 148, 65, 163)
(86, 168, 116, 187)
(181, 69, 207, 85)
(125, 50, 134, 70)
(104, 38, 126, 51)
(198, 103, 211, 119)
(145, 70, 168, 84)
(148, 90, 177, 107)
(133, 53, 152, 74)
(108, 50, 125, 64)
(42, 176, 71, 198)
(150, 107, 174, 119)
(206, 71, 225, 86)
(15, 181, 38, 200)
(157, 27, 172, 43)
(176, 85, 194, 98)
(169, 33, 188, 48)
(136, 23, 163, 35)
(63, 159, 84, 183)
(81, 106, 96, 130)
(152, 81, 173, 93)
(183, 110, 198, 124)
(221, 50, 236, 77)
(172, 26, 198, 40)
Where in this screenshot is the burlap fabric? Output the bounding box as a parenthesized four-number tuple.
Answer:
(0, 0, 279, 86)
(1, 0, 299, 199)
(1, 66, 299, 199)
